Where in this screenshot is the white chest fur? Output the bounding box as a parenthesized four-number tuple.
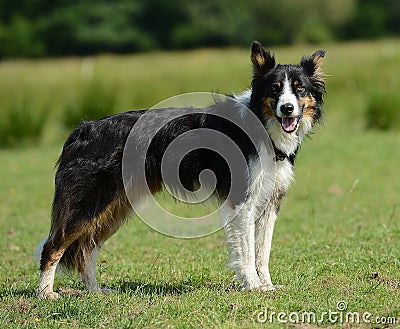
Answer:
(273, 159, 294, 192)
(253, 142, 294, 192)
(245, 143, 294, 219)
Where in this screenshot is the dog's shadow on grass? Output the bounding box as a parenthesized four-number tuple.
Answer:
(112, 280, 198, 296)
(5, 283, 196, 299)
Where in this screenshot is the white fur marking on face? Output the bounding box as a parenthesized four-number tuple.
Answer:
(276, 75, 299, 118)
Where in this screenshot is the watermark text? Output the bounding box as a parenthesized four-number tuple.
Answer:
(256, 301, 397, 325)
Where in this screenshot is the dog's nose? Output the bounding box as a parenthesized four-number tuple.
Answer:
(280, 103, 294, 116)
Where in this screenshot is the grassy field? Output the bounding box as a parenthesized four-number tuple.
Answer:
(1, 39, 400, 328)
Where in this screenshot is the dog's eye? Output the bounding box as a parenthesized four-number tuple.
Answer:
(272, 83, 281, 93)
(296, 85, 305, 94)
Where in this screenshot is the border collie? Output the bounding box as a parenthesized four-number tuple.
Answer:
(36, 41, 325, 299)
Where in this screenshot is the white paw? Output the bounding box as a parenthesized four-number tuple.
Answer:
(238, 273, 263, 291)
(258, 282, 285, 291)
(37, 289, 59, 300)
(257, 268, 280, 289)
(258, 284, 276, 292)
(235, 272, 279, 292)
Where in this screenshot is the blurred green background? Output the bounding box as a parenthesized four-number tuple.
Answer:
(1, 0, 400, 148)
(0, 0, 399, 58)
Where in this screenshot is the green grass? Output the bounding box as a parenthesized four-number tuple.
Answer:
(365, 91, 400, 131)
(0, 97, 48, 148)
(1, 40, 400, 328)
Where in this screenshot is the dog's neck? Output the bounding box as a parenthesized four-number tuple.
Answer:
(271, 139, 298, 165)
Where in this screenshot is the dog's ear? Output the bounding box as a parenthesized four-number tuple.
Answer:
(300, 50, 326, 82)
(251, 41, 275, 76)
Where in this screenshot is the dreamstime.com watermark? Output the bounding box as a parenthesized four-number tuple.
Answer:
(256, 301, 397, 325)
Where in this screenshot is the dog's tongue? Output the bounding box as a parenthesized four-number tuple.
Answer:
(281, 117, 298, 133)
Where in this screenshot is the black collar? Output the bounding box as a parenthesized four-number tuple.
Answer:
(271, 140, 298, 165)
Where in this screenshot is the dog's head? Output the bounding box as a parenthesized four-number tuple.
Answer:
(250, 41, 326, 135)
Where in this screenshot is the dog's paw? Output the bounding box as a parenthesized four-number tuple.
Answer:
(239, 275, 263, 291)
(233, 270, 279, 292)
(257, 267, 273, 286)
(259, 283, 286, 291)
(37, 290, 59, 300)
(238, 275, 281, 292)
(257, 284, 276, 292)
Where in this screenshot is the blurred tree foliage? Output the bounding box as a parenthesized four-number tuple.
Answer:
(0, 0, 399, 58)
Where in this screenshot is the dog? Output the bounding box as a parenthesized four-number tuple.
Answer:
(36, 41, 325, 299)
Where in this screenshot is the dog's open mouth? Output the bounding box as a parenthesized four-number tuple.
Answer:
(278, 116, 301, 133)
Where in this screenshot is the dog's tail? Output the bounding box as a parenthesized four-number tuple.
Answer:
(34, 237, 48, 265)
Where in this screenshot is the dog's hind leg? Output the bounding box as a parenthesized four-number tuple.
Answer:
(79, 243, 103, 293)
(78, 194, 131, 294)
(36, 194, 130, 299)
(36, 226, 84, 300)
(37, 242, 63, 300)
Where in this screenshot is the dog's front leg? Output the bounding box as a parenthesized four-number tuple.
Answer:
(222, 204, 264, 291)
(254, 208, 277, 290)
